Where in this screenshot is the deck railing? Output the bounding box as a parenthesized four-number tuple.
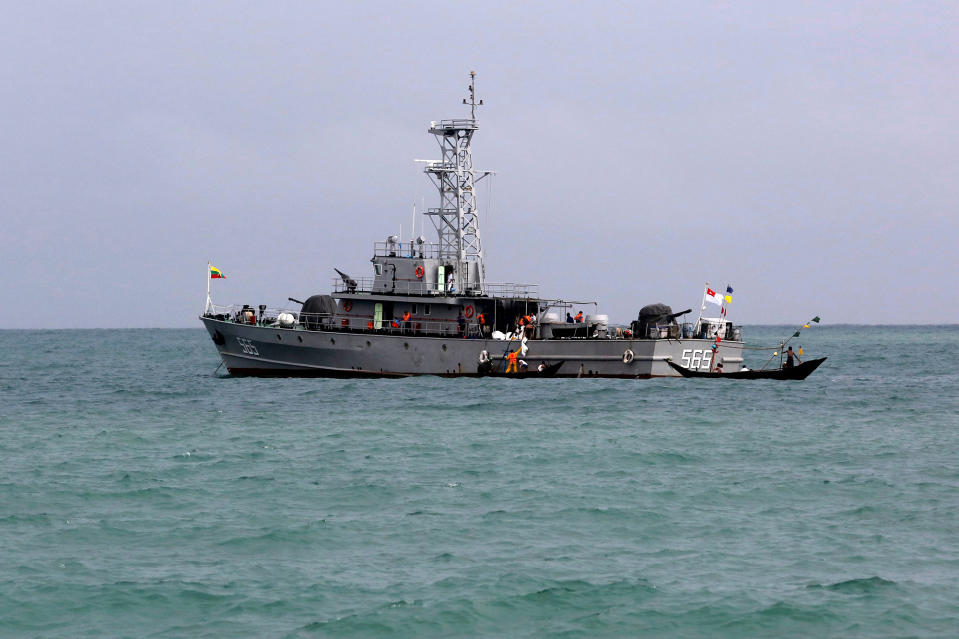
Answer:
(331, 278, 539, 298)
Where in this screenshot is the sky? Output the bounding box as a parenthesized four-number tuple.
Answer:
(2, 1, 956, 327)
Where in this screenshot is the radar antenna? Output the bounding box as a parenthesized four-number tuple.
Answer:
(463, 70, 484, 119)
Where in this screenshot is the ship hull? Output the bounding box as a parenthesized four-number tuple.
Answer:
(201, 317, 743, 378)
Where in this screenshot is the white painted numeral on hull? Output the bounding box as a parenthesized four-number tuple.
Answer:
(237, 337, 259, 356)
(681, 349, 713, 370)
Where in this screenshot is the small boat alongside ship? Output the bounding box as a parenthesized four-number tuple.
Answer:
(666, 357, 827, 380)
(200, 73, 754, 378)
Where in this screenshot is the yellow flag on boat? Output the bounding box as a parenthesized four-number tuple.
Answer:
(210, 265, 226, 279)
(803, 323, 810, 328)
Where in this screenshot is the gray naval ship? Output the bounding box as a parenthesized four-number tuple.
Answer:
(200, 73, 744, 378)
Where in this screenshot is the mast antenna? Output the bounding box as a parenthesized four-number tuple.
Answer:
(462, 70, 484, 119)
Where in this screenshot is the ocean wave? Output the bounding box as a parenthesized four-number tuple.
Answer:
(809, 576, 898, 594)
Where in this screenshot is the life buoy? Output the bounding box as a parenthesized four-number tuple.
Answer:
(623, 349, 634, 364)
(342, 300, 353, 312)
(464, 305, 474, 319)
(415, 265, 424, 279)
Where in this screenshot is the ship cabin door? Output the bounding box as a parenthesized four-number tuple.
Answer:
(373, 303, 383, 329)
(436, 265, 445, 294)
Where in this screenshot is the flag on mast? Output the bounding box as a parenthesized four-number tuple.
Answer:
(210, 265, 226, 279)
(704, 286, 723, 306)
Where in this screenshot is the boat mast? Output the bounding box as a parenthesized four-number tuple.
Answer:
(424, 71, 488, 294)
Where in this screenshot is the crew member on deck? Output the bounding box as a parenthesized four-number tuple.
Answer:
(566, 312, 574, 323)
(402, 311, 411, 333)
(783, 346, 802, 368)
(575, 311, 583, 323)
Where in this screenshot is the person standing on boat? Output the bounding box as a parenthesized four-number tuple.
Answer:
(574, 311, 583, 323)
(784, 346, 802, 368)
(457, 311, 466, 337)
(709, 343, 721, 372)
(505, 349, 519, 374)
(402, 311, 411, 333)
(566, 312, 574, 323)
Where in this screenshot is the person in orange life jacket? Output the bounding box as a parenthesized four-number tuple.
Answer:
(457, 311, 466, 337)
(575, 311, 583, 323)
(477, 312, 490, 337)
(402, 311, 411, 332)
(506, 349, 519, 374)
(524, 314, 535, 339)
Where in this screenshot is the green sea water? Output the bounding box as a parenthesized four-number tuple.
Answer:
(1, 326, 958, 637)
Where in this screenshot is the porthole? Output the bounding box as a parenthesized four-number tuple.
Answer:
(330, 338, 336, 345)
(404, 343, 409, 350)
(366, 340, 372, 347)
(442, 344, 447, 351)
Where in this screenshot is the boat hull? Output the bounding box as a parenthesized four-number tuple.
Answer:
(666, 357, 826, 380)
(201, 316, 743, 378)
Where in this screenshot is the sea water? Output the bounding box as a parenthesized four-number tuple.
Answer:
(1, 326, 958, 637)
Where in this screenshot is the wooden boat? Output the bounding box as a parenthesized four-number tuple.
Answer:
(666, 357, 827, 380)
(478, 360, 565, 378)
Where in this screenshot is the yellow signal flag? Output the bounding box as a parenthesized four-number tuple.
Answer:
(724, 295, 732, 304)
(799, 346, 803, 355)
(803, 323, 810, 328)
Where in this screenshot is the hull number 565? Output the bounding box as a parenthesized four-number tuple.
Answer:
(681, 349, 713, 370)
(237, 337, 260, 356)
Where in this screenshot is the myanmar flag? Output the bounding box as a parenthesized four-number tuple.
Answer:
(210, 265, 226, 279)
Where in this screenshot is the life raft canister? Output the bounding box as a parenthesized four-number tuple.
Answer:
(342, 300, 353, 312)
(415, 265, 425, 279)
(623, 349, 634, 364)
(464, 305, 474, 319)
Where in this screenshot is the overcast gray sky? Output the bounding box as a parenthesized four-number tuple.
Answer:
(2, 1, 956, 327)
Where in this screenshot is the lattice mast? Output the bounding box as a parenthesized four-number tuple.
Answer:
(424, 71, 489, 293)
